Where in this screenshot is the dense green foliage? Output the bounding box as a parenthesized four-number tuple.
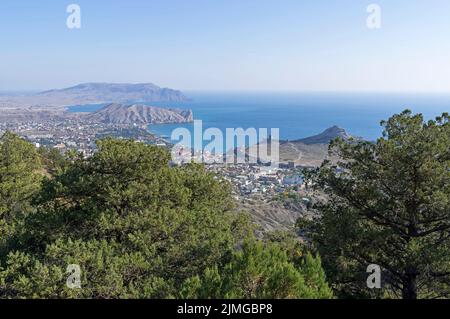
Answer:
(0, 132, 43, 254)
(300, 110, 450, 299)
(181, 239, 332, 299)
(0, 135, 332, 299)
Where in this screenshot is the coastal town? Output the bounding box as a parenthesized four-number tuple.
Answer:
(0, 115, 314, 205)
(0, 81, 329, 209)
(0, 117, 167, 158)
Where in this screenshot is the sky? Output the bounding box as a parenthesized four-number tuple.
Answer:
(1, 0, 450, 92)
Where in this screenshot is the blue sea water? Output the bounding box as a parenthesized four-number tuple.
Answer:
(68, 92, 450, 149)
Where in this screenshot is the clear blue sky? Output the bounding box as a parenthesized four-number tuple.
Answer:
(1, 0, 450, 92)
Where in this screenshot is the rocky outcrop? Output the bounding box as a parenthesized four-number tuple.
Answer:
(85, 103, 193, 124)
(293, 125, 357, 144)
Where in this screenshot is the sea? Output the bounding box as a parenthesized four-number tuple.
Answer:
(68, 92, 450, 150)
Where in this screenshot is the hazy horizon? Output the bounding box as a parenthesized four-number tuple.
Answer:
(3, 86, 450, 97)
(1, 0, 450, 93)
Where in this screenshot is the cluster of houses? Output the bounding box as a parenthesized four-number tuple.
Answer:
(206, 163, 306, 198)
(0, 119, 160, 158)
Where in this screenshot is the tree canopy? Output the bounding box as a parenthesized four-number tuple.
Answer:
(300, 110, 450, 299)
(0, 132, 43, 255)
(0, 135, 332, 299)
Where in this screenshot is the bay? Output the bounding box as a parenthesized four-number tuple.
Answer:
(68, 92, 450, 150)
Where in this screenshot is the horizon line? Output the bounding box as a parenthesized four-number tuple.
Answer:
(2, 86, 450, 96)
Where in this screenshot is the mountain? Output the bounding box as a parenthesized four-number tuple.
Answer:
(278, 126, 360, 166)
(85, 103, 193, 125)
(0, 83, 189, 108)
(38, 83, 188, 103)
(244, 126, 359, 167)
(292, 125, 355, 145)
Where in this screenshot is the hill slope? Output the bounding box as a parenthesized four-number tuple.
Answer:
(85, 103, 193, 124)
(245, 126, 358, 167)
(292, 125, 355, 145)
(278, 126, 360, 166)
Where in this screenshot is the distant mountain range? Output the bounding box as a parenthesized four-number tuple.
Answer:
(0, 82, 189, 108)
(85, 103, 193, 125)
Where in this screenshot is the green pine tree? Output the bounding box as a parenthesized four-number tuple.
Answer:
(1, 137, 333, 299)
(300, 110, 450, 299)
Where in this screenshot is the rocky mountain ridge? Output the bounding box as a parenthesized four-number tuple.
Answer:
(85, 103, 193, 124)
